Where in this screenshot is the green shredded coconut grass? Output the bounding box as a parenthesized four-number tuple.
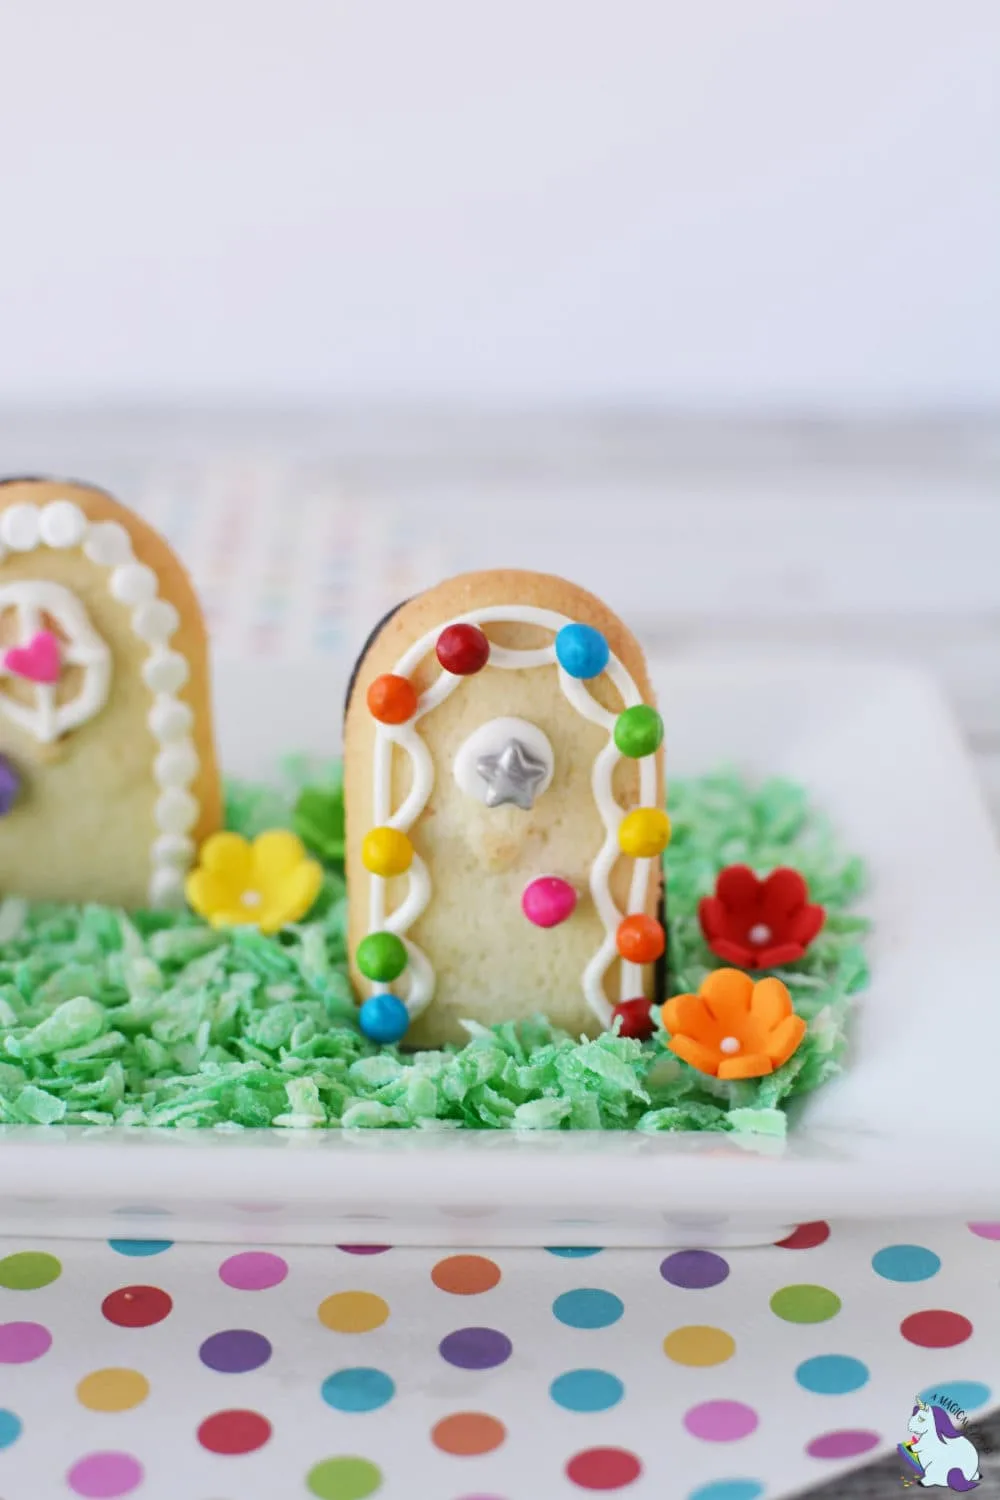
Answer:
(0, 765, 867, 1136)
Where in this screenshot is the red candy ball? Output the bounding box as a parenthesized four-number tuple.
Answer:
(366, 673, 418, 724)
(610, 998, 655, 1041)
(436, 623, 490, 675)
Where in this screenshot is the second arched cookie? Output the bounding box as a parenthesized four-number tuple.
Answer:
(344, 569, 667, 1047)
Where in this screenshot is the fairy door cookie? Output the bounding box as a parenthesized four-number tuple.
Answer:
(0, 479, 221, 907)
(344, 570, 667, 1047)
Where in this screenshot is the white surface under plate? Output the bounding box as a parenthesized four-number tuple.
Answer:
(1, 660, 998, 1248)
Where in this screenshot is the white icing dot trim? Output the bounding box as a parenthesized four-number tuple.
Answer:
(368, 605, 659, 1026)
(0, 499, 201, 907)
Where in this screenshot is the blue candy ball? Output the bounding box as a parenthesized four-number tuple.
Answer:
(358, 993, 410, 1044)
(555, 623, 610, 680)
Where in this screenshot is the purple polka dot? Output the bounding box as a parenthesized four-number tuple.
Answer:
(968, 1222, 1000, 1241)
(218, 1251, 287, 1290)
(439, 1327, 513, 1370)
(661, 1251, 730, 1289)
(66, 1451, 143, 1498)
(807, 1429, 880, 1459)
(684, 1401, 759, 1442)
(199, 1329, 272, 1373)
(0, 1322, 51, 1363)
(337, 1244, 391, 1255)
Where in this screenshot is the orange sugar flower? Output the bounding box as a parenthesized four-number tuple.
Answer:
(660, 969, 807, 1080)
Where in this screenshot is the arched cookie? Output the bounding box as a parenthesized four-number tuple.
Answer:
(344, 569, 666, 1047)
(0, 478, 221, 907)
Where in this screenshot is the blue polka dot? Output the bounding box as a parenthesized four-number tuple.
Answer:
(796, 1355, 870, 1394)
(552, 1288, 624, 1329)
(0, 1410, 21, 1449)
(320, 1367, 395, 1413)
(549, 1368, 624, 1412)
(872, 1244, 941, 1282)
(546, 1247, 603, 1258)
(918, 1380, 991, 1413)
(687, 1483, 764, 1500)
(108, 1238, 174, 1257)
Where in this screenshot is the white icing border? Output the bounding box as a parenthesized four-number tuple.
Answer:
(367, 606, 659, 1026)
(0, 500, 199, 908)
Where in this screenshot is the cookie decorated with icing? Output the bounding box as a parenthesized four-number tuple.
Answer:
(344, 570, 666, 1047)
(0, 478, 221, 907)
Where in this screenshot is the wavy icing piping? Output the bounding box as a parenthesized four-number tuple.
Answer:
(367, 605, 658, 1025)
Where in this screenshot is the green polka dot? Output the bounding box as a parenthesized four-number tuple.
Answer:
(770, 1283, 841, 1323)
(0, 1253, 62, 1290)
(306, 1456, 382, 1500)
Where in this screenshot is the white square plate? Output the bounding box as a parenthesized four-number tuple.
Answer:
(2, 661, 998, 1248)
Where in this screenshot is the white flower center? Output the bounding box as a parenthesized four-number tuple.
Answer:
(748, 922, 772, 945)
(719, 1036, 741, 1054)
(241, 890, 263, 908)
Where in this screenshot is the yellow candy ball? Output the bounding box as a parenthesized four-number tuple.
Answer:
(362, 826, 414, 877)
(618, 807, 671, 858)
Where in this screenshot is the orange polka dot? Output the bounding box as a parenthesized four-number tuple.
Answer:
(663, 1324, 736, 1366)
(431, 1255, 502, 1296)
(317, 1291, 389, 1333)
(431, 1411, 506, 1456)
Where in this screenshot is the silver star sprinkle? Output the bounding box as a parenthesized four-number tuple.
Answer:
(476, 737, 548, 810)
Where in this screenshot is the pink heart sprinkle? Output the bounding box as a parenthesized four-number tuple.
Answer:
(4, 630, 61, 684)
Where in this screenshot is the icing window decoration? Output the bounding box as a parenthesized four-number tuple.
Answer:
(185, 829, 322, 934)
(698, 865, 826, 969)
(661, 969, 806, 1079)
(0, 498, 205, 908)
(0, 582, 111, 745)
(453, 716, 554, 809)
(360, 607, 669, 1033)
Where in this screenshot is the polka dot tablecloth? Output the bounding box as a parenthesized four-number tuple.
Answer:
(0, 1220, 998, 1500)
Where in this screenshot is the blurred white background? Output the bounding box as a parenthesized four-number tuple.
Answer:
(0, 0, 997, 406)
(0, 0, 997, 815)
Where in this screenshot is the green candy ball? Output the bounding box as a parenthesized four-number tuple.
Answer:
(614, 704, 664, 759)
(356, 931, 408, 983)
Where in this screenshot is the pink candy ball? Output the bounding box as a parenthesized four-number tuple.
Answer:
(522, 876, 577, 929)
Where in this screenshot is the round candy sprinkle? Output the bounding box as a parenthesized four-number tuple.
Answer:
(614, 704, 664, 758)
(356, 931, 408, 983)
(436, 623, 490, 676)
(358, 994, 409, 1045)
(615, 913, 665, 963)
(618, 808, 671, 858)
(361, 827, 413, 877)
(555, 623, 609, 680)
(366, 673, 418, 724)
(522, 876, 577, 929)
(610, 998, 655, 1041)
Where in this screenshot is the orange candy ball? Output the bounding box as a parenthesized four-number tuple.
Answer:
(616, 913, 666, 964)
(366, 673, 418, 725)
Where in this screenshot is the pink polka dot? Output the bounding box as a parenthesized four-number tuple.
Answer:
(0, 1322, 51, 1363)
(968, 1222, 1000, 1241)
(66, 1452, 143, 1497)
(684, 1400, 759, 1442)
(807, 1429, 880, 1459)
(218, 1252, 288, 1290)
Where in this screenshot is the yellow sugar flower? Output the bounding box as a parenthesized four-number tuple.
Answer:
(185, 829, 323, 934)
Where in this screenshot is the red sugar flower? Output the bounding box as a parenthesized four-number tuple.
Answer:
(698, 865, 825, 970)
